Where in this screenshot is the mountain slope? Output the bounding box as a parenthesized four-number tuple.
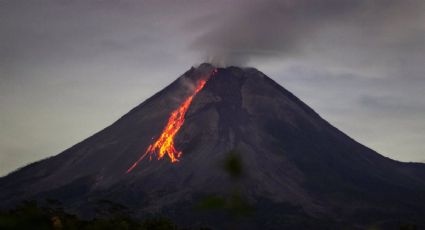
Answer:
(1, 63, 425, 229)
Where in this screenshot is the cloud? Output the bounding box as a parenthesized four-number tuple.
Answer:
(359, 95, 425, 114)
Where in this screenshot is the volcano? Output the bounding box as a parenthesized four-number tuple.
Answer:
(1, 63, 424, 229)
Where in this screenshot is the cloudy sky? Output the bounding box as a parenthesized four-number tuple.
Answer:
(1, 0, 424, 176)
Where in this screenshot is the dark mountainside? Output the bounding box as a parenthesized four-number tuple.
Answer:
(1, 63, 425, 229)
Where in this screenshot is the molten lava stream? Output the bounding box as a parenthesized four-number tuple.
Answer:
(126, 69, 217, 173)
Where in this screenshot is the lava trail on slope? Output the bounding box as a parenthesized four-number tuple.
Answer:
(126, 69, 217, 173)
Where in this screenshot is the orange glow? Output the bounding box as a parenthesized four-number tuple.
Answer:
(126, 69, 217, 173)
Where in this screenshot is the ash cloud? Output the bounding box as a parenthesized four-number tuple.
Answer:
(190, 0, 425, 68)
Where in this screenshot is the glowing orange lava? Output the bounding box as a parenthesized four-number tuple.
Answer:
(126, 69, 217, 173)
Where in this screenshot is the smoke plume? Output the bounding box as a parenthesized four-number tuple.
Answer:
(189, 0, 425, 69)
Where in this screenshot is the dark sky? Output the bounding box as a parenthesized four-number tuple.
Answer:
(1, 0, 425, 176)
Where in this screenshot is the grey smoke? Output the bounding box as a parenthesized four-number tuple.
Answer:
(190, 0, 425, 69)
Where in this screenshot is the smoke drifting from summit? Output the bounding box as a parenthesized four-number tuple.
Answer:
(190, 0, 425, 68)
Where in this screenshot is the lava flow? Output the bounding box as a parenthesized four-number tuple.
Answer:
(126, 69, 217, 173)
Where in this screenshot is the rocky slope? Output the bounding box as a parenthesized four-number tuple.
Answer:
(1, 63, 424, 229)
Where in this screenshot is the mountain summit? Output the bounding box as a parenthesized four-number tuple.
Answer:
(1, 64, 425, 229)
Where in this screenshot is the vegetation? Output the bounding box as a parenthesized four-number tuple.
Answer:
(0, 201, 207, 230)
(196, 150, 253, 229)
